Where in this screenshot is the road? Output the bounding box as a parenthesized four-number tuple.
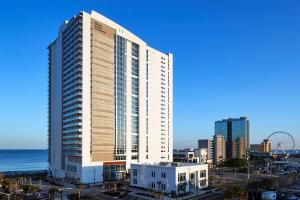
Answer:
(197, 191, 224, 200)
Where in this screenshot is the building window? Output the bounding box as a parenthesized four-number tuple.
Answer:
(103, 163, 126, 182)
(200, 179, 206, 187)
(161, 172, 166, 178)
(151, 182, 156, 189)
(151, 171, 155, 178)
(161, 184, 166, 190)
(189, 173, 195, 180)
(131, 42, 139, 156)
(200, 170, 206, 178)
(178, 173, 186, 182)
(133, 169, 137, 177)
(133, 178, 137, 185)
(66, 164, 77, 172)
(114, 35, 127, 158)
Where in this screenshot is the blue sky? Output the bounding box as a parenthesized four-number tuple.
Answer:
(0, 0, 299, 149)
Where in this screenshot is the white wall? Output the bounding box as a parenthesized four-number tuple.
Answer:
(168, 53, 173, 162)
(81, 12, 92, 169)
(131, 164, 176, 193)
(146, 49, 173, 163)
(137, 43, 147, 164)
(175, 164, 208, 190)
(130, 163, 208, 194)
(49, 32, 64, 178)
(81, 164, 104, 183)
(147, 49, 163, 163)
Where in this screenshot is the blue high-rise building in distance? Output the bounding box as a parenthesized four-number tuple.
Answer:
(215, 117, 249, 160)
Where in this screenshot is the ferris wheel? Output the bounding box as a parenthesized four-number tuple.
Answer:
(267, 131, 295, 156)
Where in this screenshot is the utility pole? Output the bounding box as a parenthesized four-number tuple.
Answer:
(247, 158, 250, 185)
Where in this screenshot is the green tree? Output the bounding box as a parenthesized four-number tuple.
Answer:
(224, 185, 247, 200)
(261, 178, 274, 190)
(208, 176, 215, 188)
(75, 184, 86, 199)
(0, 173, 4, 185)
(219, 158, 248, 168)
(22, 184, 40, 199)
(2, 178, 16, 194)
(48, 187, 58, 200)
(67, 193, 78, 200)
(247, 180, 263, 200)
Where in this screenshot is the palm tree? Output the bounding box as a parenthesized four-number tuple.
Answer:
(262, 178, 274, 190)
(208, 176, 215, 188)
(58, 189, 64, 200)
(48, 187, 58, 200)
(247, 180, 262, 200)
(2, 178, 16, 194)
(224, 185, 247, 200)
(0, 173, 4, 185)
(75, 184, 86, 199)
(22, 184, 39, 199)
(111, 183, 117, 194)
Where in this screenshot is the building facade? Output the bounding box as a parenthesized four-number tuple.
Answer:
(213, 135, 226, 164)
(48, 10, 173, 183)
(194, 148, 213, 164)
(260, 139, 271, 153)
(130, 163, 208, 194)
(173, 149, 199, 163)
(250, 144, 261, 152)
(215, 117, 249, 160)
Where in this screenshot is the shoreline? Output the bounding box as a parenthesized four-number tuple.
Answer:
(1, 169, 48, 176)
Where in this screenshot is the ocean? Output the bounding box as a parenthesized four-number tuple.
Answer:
(0, 150, 48, 172)
(0, 149, 300, 172)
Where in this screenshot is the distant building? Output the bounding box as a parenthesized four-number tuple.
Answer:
(250, 140, 272, 161)
(173, 149, 213, 166)
(250, 144, 261, 152)
(260, 139, 271, 153)
(173, 149, 199, 163)
(130, 162, 208, 194)
(198, 139, 213, 160)
(235, 137, 246, 159)
(215, 117, 250, 160)
(213, 135, 226, 164)
(250, 151, 272, 160)
(194, 148, 213, 165)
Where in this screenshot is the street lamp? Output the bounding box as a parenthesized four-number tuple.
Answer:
(93, 168, 96, 184)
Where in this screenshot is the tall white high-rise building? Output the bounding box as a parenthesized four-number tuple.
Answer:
(48, 10, 173, 183)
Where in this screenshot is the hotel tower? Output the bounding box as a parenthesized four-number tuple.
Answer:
(48, 11, 173, 183)
(215, 117, 250, 160)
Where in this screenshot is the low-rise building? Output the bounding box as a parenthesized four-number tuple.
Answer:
(173, 149, 199, 163)
(250, 151, 272, 160)
(194, 148, 213, 165)
(250, 144, 261, 152)
(198, 139, 213, 160)
(130, 162, 208, 194)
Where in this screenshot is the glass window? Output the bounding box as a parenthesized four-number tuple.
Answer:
(151, 171, 156, 177)
(178, 173, 186, 182)
(200, 170, 206, 178)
